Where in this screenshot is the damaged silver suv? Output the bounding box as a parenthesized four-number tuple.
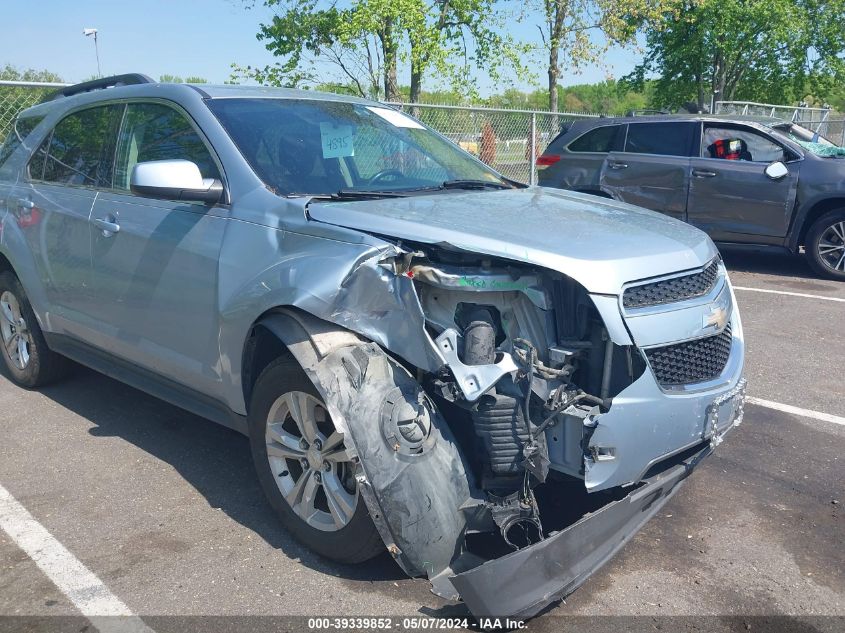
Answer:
(0, 75, 746, 619)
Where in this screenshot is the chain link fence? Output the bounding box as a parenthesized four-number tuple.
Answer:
(5, 83, 842, 183)
(0, 80, 69, 138)
(715, 100, 845, 146)
(387, 103, 599, 183)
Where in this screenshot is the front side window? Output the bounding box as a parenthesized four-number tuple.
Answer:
(568, 125, 623, 153)
(39, 105, 121, 186)
(625, 122, 695, 157)
(0, 115, 44, 168)
(208, 98, 504, 195)
(113, 103, 220, 190)
(702, 126, 785, 163)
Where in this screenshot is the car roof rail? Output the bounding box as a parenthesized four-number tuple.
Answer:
(41, 73, 154, 103)
(625, 109, 671, 117)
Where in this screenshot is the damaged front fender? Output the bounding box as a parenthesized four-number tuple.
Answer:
(257, 310, 474, 594)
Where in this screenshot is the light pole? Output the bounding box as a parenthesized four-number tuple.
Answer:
(83, 28, 100, 77)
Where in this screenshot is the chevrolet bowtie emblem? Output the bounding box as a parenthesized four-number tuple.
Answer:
(703, 306, 729, 330)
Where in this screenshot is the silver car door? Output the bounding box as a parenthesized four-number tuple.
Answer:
(12, 104, 121, 340)
(87, 101, 228, 397)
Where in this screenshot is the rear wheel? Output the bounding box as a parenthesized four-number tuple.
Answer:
(248, 357, 383, 563)
(806, 210, 845, 280)
(0, 272, 68, 387)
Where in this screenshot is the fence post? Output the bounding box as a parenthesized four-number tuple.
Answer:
(529, 113, 537, 186)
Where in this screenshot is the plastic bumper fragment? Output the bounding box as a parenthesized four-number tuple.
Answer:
(450, 445, 711, 619)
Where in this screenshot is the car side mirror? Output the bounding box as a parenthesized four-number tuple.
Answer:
(764, 161, 789, 181)
(130, 159, 223, 204)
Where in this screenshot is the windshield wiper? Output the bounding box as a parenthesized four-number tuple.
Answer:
(440, 179, 512, 190)
(331, 189, 409, 200)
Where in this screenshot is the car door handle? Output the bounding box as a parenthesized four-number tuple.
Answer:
(93, 216, 120, 236)
(609, 162, 628, 170)
(692, 169, 717, 178)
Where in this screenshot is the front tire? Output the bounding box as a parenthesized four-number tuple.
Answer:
(0, 271, 68, 387)
(247, 356, 383, 564)
(806, 210, 845, 280)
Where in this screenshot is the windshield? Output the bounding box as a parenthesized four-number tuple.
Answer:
(766, 121, 845, 157)
(208, 98, 506, 195)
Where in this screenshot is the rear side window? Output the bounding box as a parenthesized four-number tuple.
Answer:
(38, 105, 122, 186)
(568, 125, 623, 153)
(0, 116, 44, 167)
(625, 122, 695, 157)
(113, 103, 220, 190)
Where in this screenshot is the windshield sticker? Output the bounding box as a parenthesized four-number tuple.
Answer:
(366, 106, 424, 129)
(320, 123, 355, 158)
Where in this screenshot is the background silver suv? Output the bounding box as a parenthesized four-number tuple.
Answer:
(0, 75, 745, 619)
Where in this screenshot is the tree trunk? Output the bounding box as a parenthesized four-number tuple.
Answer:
(547, 0, 566, 112)
(379, 18, 400, 102)
(410, 62, 423, 104)
(409, 65, 423, 116)
(696, 72, 704, 112)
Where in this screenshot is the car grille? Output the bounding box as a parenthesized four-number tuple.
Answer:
(623, 259, 720, 309)
(644, 325, 733, 387)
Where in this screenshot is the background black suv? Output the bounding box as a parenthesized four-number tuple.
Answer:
(537, 115, 845, 280)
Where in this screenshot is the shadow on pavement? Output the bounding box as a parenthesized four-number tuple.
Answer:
(717, 244, 818, 280)
(21, 363, 408, 584)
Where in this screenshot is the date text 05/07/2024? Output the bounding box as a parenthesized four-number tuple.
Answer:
(306, 617, 527, 629)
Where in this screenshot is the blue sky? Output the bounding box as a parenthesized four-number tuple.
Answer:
(3, 0, 641, 92)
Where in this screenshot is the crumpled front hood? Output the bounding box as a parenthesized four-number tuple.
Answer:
(308, 187, 717, 295)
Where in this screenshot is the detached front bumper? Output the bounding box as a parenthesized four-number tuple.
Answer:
(450, 444, 712, 619)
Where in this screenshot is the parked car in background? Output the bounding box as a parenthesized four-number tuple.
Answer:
(537, 114, 845, 280)
(0, 76, 746, 620)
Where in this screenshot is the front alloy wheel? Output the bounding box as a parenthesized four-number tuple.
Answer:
(248, 357, 383, 563)
(817, 221, 845, 273)
(265, 391, 358, 531)
(807, 210, 845, 280)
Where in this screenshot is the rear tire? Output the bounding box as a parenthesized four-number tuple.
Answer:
(247, 356, 383, 564)
(0, 271, 68, 387)
(806, 210, 845, 281)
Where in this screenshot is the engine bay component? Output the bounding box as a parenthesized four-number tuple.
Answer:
(434, 328, 518, 402)
(472, 389, 533, 487)
(380, 386, 435, 456)
(461, 307, 497, 366)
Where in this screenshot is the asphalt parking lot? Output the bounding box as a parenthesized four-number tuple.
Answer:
(1, 247, 843, 632)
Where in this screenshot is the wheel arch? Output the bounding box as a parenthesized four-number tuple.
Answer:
(794, 197, 845, 249)
(0, 251, 14, 276)
(241, 307, 364, 412)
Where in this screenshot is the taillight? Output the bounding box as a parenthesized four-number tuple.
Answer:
(536, 154, 561, 169)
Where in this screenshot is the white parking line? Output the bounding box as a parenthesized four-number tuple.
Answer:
(748, 397, 845, 426)
(0, 483, 155, 633)
(734, 286, 845, 303)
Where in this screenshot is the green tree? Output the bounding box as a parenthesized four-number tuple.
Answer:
(159, 75, 209, 83)
(235, 0, 526, 102)
(626, 0, 845, 111)
(530, 0, 682, 111)
(0, 65, 63, 83)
